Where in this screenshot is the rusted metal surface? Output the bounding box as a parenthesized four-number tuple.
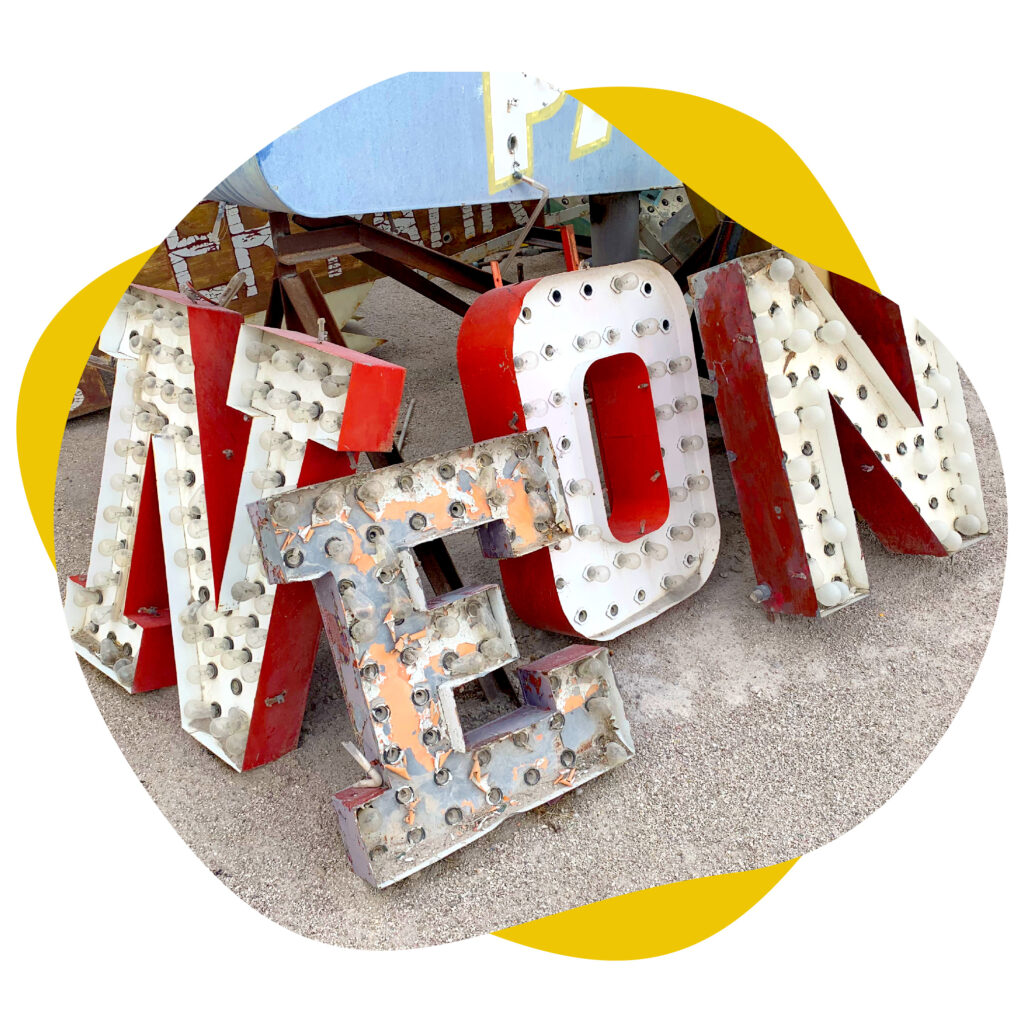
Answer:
(248, 430, 633, 885)
(68, 350, 115, 419)
(458, 260, 719, 640)
(691, 250, 987, 616)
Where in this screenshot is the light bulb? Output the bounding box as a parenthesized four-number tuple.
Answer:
(93, 569, 121, 588)
(226, 615, 258, 638)
(807, 556, 825, 587)
(182, 623, 214, 643)
(821, 515, 848, 544)
(287, 400, 322, 423)
(584, 565, 611, 582)
(668, 486, 689, 501)
(200, 599, 226, 621)
(944, 531, 963, 552)
(603, 326, 621, 344)
(513, 352, 538, 372)
(654, 404, 675, 421)
(767, 374, 792, 400)
(73, 587, 102, 607)
(949, 484, 977, 504)
(910, 348, 928, 375)
(201, 636, 232, 657)
(800, 405, 827, 429)
(610, 271, 639, 292)
(951, 451, 975, 473)
(165, 468, 195, 487)
(776, 411, 801, 434)
(430, 611, 459, 638)
(523, 399, 549, 418)
(937, 422, 969, 444)
(320, 411, 342, 433)
(926, 369, 952, 397)
(929, 520, 951, 543)
(614, 552, 642, 569)
(245, 628, 268, 649)
(753, 313, 776, 343)
(210, 707, 249, 739)
(913, 449, 938, 475)
(832, 581, 851, 603)
(691, 512, 717, 528)
(102, 505, 132, 523)
(183, 436, 201, 456)
(567, 479, 594, 497)
(153, 344, 182, 365)
(793, 304, 818, 332)
(241, 661, 262, 683)
(955, 514, 981, 536)
(183, 699, 217, 720)
(222, 648, 253, 669)
(114, 658, 135, 685)
(170, 314, 188, 335)
(816, 582, 841, 607)
(760, 337, 784, 362)
(270, 349, 300, 373)
(674, 395, 700, 413)
(747, 283, 773, 314)
(648, 361, 667, 378)
(633, 317, 659, 337)
(241, 380, 272, 403)
(174, 547, 206, 568)
(685, 475, 711, 492)
(667, 357, 692, 374)
(169, 505, 199, 526)
(252, 469, 285, 490)
(769, 257, 795, 283)
(321, 370, 352, 398)
(917, 384, 938, 409)
(185, 664, 217, 686)
(668, 524, 694, 542)
(816, 320, 847, 345)
(577, 524, 602, 541)
(663, 574, 688, 591)
(641, 540, 668, 561)
(799, 378, 827, 405)
(266, 387, 296, 409)
(245, 340, 276, 363)
(356, 478, 387, 505)
(297, 357, 329, 380)
(573, 331, 601, 351)
(254, 593, 274, 615)
(451, 651, 485, 676)
(109, 472, 138, 492)
(98, 538, 126, 558)
(179, 391, 197, 415)
(790, 479, 815, 503)
(135, 412, 168, 434)
(231, 580, 263, 603)
(771, 307, 793, 341)
(786, 329, 813, 354)
(787, 456, 812, 482)
(325, 536, 351, 563)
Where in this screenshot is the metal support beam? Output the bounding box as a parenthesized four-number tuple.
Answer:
(589, 191, 640, 267)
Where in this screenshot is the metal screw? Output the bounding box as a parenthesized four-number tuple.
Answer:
(283, 548, 303, 568)
(409, 512, 427, 531)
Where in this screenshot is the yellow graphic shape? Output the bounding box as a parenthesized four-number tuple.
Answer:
(569, 102, 612, 161)
(19, 86, 877, 961)
(497, 860, 797, 959)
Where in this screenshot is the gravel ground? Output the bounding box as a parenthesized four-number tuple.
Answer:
(54, 253, 1006, 949)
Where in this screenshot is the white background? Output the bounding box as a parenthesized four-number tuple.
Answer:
(2, 3, 1020, 1019)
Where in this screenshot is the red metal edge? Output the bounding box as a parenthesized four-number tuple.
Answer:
(457, 282, 580, 636)
(693, 263, 818, 617)
(341, 362, 406, 453)
(830, 273, 921, 418)
(187, 304, 249, 610)
(830, 396, 947, 556)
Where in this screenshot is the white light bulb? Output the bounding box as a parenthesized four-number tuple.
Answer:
(321, 373, 351, 398)
(816, 320, 846, 345)
(951, 451, 975, 473)
(523, 399, 549, 418)
(691, 512, 716, 528)
(613, 552, 641, 569)
(816, 582, 841, 607)
(760, 337, 784, 362)
(667, 357, 692, 374)
(753, 313, 776, 343)
(917, 384, 938, 409)
(271, 350, 300, 373)
(567, 479, 594, 497)
(584, 565, 611, 582)
(771, 307, 793, 341)
(183, 699, 216, 720)
(786, 329, 813, 354)
(949, 484, 977, 504)
(807, 557, 825, 587)
(910, 348, 928, 375)
(799, 378, 827, 405)
(767, 374, 792, 400)
(641, 540, 668, 561)
(791, 480, 815, 505)
(799, 405, 827, 429)
(648, 361, 667, 378)
(513, 352, 539, 372)
(654, 404, 675, 421)
(577, 524, 601, 541)
(320, 411, 342, 433)
(679, 435, 704, 452)
(252, 469, 285, 490)
(793, 304, 819, 332)
(929, 520, 951, 543)
(821, 515, 848, 544)
(913, 449, 938, 475)
(610, 272, 639, 293)
(297, 358, 329, 381)
(832, 581, 851, 603)
(674, 395, 700, 413)
(668, 524, 694, 542)
(769, 257, 795, 283)
(685, 475, 711, 492)
(776, 411, 801, 434)
(633, 317, 660, 338)
(927, 370, 952, 397)
(668, 486, 688, 501)
(937, 421, 969, 444)
(954, 514, 981, 536)
(747, 283, 773, 314)
(573, 331, 601, 351)
(944, 531, 963, 553)
(787, 456, 812, 482)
